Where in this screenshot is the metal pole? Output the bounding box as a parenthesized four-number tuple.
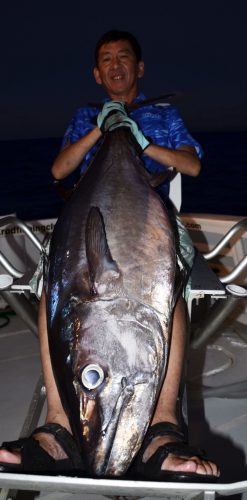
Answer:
(191, 285, 247, 349)
(0, 292, 38, 338)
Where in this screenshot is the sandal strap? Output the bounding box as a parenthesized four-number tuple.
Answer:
(130, 422, 218, 482)
(1, 436, 61, 472)
(133, 438, 211, 479)
(30, 423, 83, 468)
(130, 421, 185, 476)
(148, 441, 207, 469)
(1, 423, 84, 472)
(164, 441, 207, 459)
(1, 438, 28, 451)
(143, 421, 185, 447)
(21, 437, 58, 471)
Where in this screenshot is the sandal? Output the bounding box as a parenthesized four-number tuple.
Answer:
(0, 423, 85, 476)
(130, 421, 219, 482)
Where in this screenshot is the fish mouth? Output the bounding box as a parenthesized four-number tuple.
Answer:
(91, 375, 154, 476)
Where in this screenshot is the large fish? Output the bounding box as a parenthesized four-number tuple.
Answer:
(46, 127, 177, 477)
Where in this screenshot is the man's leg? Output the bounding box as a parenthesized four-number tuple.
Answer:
(39, 291, 70, 430)
(141, 294, 219, 477)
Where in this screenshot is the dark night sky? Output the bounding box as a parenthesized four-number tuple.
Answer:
(2, 0, 247, 140)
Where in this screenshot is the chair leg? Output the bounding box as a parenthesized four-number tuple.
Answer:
(19, 373, 46, 439)
(0, 291, 38, 338)
(0, 375, 46, 500)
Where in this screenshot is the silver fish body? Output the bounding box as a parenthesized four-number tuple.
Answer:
(46, 128, 176, 476)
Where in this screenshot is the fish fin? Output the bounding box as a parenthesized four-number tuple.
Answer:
(143, 168, 176, 188)
(85, 207, 122, 296)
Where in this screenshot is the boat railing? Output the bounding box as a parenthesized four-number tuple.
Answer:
(0, 216, 44, 253)
(0, 216, 46, 280)
(220, 254, 247, 283)
(202, 217, 247, 284)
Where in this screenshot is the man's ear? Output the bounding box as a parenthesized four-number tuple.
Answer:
(93, 67, 102, 85)
(137, 61, 145, 79)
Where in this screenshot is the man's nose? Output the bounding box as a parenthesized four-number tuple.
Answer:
(111, 56, 121, 68)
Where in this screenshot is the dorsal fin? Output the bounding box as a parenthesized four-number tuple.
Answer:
(85, 207, 121, 296)
(88, 92, 181, 110)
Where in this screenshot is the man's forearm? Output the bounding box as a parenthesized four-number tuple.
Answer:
(51, 127, 102, 180)
(144, 144, 201, 177)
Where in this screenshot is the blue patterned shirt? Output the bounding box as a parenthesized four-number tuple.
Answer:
(62, 93, 202, 199)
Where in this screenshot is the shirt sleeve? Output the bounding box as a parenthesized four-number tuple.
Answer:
(60, 107, 100, 175)
(61, 107, 96, 148)
(168, 106, 203, 158)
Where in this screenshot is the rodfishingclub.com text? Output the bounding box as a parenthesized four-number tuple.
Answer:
(0, 223, 55, 237)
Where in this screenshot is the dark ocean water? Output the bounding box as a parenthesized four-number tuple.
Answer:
(0, 131, 246, 220)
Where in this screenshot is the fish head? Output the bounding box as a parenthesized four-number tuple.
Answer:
(68, 297, 167, 476)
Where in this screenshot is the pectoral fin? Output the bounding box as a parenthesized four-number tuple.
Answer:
(85, 207, 122, 296)
(143, 168, 177, 188)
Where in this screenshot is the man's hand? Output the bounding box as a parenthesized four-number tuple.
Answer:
(97, 100, 150, 151)
(109, 116, 150, 151)
(97, 101, 127, 133)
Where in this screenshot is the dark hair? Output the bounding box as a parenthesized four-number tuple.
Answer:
(94, 30, 142, 65)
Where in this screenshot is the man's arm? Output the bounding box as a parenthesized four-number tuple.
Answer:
(103, 109, 201, 177)
(51, 102, 201, 180)
(51, 127, 101, 180)
(51, 101, 130, 180)
(143, 144, 201, 177)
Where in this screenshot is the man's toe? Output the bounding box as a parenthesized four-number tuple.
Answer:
(0, 449, 21, 464)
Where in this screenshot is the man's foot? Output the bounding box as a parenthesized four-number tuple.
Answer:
(143, 434, 219, 477)
(0, 423, 84, 475)
(0, 431, 68, 465)
(131, 422, 220, 482)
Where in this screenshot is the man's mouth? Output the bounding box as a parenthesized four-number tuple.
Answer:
(112, 75, 124, 81)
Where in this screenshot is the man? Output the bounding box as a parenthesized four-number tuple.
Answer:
(0, 30, 219, 480)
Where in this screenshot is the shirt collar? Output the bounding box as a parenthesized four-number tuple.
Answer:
(103, 92, 147, 104)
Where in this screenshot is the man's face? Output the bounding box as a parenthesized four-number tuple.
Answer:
(93, 40, 144, 103)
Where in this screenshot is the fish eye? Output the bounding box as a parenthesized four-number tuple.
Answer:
(81, 364, 104, 390)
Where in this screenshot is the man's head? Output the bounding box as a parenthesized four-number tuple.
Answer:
(94, 30, 142, 66)
(93, 30, 144, 104)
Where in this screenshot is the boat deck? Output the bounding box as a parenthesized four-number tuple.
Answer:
(0, 299, 247, 499)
